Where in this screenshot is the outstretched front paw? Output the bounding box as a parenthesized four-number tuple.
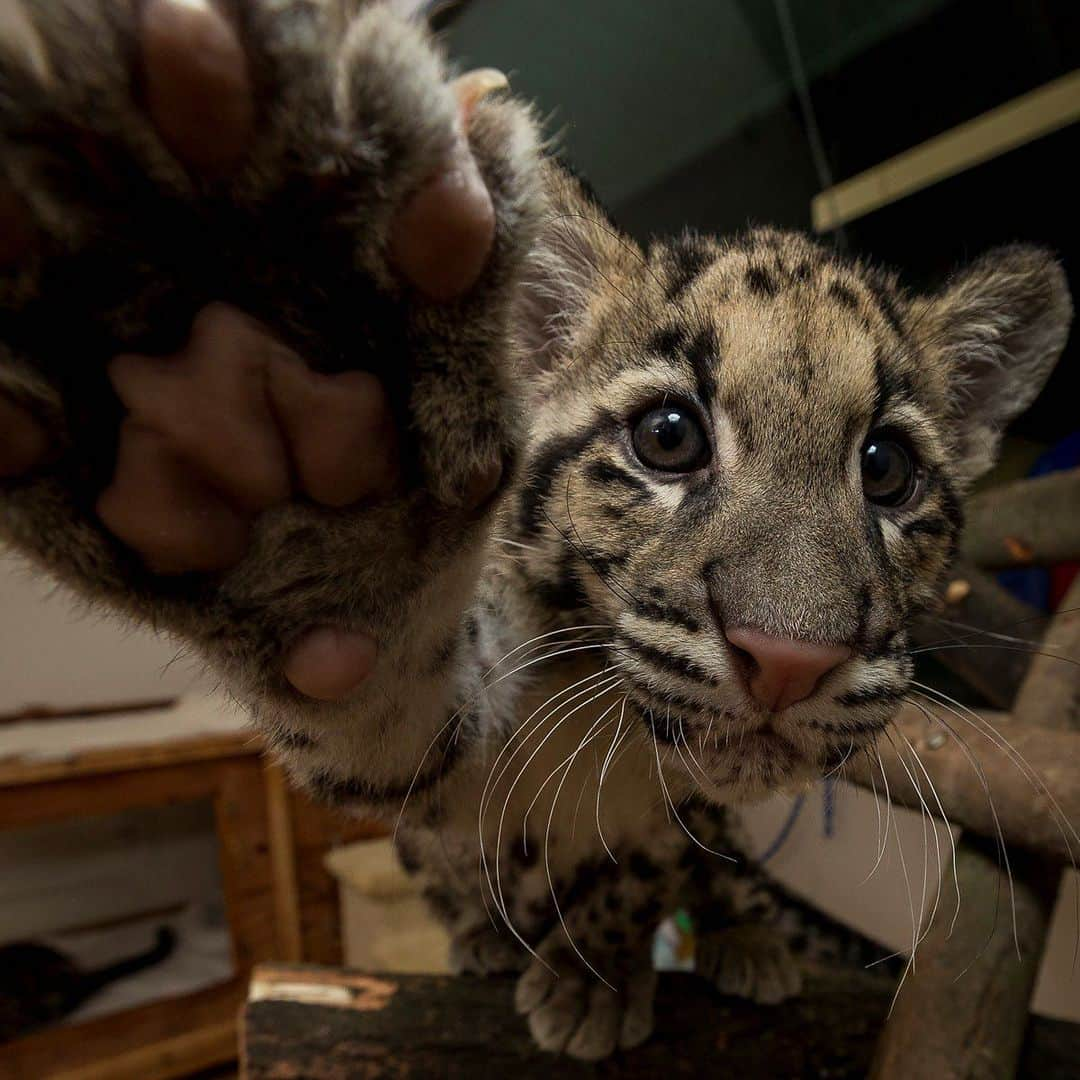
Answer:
(696, 924, 803, 1005)
(0, 2, 542, 732)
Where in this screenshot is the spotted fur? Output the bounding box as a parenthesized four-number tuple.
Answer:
(0, 2, 1072, 1061)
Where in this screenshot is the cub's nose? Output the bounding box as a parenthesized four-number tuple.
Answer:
(724, 626, 851, 712)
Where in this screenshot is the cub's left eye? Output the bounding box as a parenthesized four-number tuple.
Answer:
(632, 405, 710, 472)
(861, 430, 919, 507)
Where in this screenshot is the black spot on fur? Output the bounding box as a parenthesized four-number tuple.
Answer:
(632, 899, 663, 925)
(603, 928, 628, 946)
(745, 265, 778, 298)
(828, 281, 861, 312)
(664, 235, 714, 301)
(628, 852, 662, 881)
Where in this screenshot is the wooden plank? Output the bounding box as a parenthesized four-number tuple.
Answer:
(0, 980, 244, 1080)
(239, 963, 1080, 1078)
(265, 761, 304, 963)
(0, 757, 233, 829)
(0, 730, 259, 789)
(812, 71, 1080, 232)
(47, 1020, 237, 1080)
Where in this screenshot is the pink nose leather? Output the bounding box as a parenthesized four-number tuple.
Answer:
(725, 627, 851, 712)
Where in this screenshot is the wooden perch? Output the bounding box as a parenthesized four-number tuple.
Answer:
(910, 561, 1046, 709)
(846, 704, 1080, 864)
(868, 575, 1080, 1080)
(870, 839, 1054, 1080)
(962, 468, 1080, 569)
(240, 963, 1078, 1078)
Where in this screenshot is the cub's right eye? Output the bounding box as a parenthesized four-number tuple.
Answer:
(631, 405, 710, 473)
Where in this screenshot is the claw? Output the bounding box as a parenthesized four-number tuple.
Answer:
(452, 67, 509, 124)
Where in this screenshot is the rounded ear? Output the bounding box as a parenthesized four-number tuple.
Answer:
(913, 245, 1073, 481)
(513, 161, 642, 370)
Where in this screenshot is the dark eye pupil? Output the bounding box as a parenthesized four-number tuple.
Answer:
(632, 405, 709, 472)
(654, 412, 687, 450)
(862, 434, 915, 506)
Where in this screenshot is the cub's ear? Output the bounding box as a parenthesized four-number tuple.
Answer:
(914, 245, 1073, 481)
(513, 162, 641, 370)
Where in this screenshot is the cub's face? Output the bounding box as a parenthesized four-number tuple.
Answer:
(515, 218, 1071, 801)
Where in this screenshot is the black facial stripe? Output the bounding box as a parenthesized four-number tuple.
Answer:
(865, 275, 907, 340)
(854, 584, 873, 651)
(518, 427, 600, 536)
(523, 552, 588, 613)
(807, 715, 889, 736)
(872, 348, 917, 416)
(664, 236, 714, 301)
(617, 633, 721, 687)
(640, 706, 679, 745)
(827, 281, 861, 313)
(647, 323, 688, 357)
(685, 325, 720, 406)
(627, 678, 712, 720)
(584, 458, 649, 497)
(591, 548, 631, 574)
(632, 598, 701, 633)
(835, 684, 906, 708)
(901, 514, 950, 540)
(309, 712, 469, 807)
(745, 264, 778, 298)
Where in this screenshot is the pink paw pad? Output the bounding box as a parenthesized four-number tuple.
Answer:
(97, 303, 400, 575)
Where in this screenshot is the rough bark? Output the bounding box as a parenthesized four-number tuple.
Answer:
(868, 575, 1080, 1080)
(910, 561, 1047, 709)
(962, 468, 1080, 570)
(240, 963, 1078, 1078)
(869, 839, 1054, 1080)
(846, 705, 1080, 865)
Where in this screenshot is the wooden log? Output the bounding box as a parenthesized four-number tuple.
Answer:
(870, 839, 1054, 1080)
(869, 575, 1080, 1080)
(910, 561, 1046, 709)
(846, 705, 1080, 865)
(1011, 576, 1080, 733)
(239, 963, 1079, 1078)
(962, 468, 1080, 569)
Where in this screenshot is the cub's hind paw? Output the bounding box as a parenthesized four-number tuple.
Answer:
(696, 925, 803, 1005)
(515, 949, 657, 1060)
(449, 924, 528, 977)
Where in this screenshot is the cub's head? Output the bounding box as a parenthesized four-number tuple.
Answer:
(510, 168, 1072, 801)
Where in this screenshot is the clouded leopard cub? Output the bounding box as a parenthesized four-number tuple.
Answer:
(0, 0, 1071, 1061)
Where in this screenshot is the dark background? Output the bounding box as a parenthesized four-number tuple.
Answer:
(441, 0, 1079, 446)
